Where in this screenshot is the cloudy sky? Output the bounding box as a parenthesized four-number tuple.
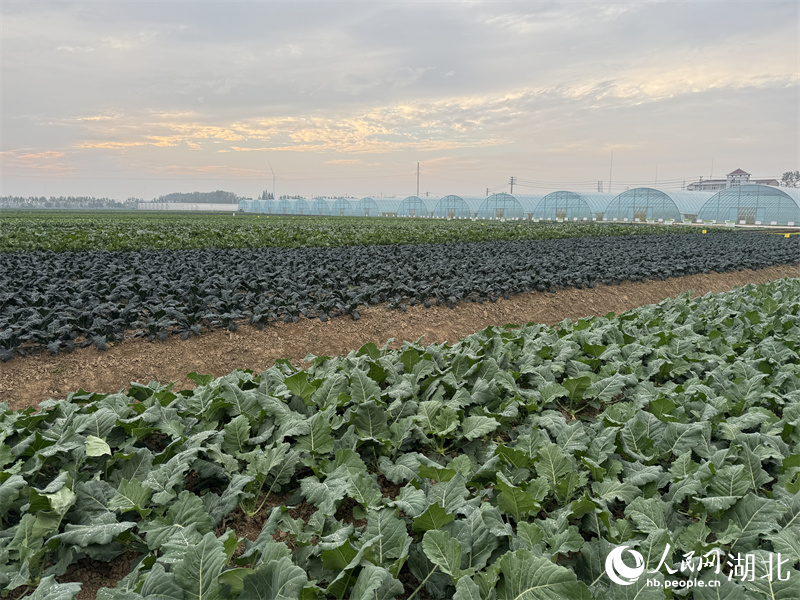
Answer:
(2, 1, 798, 200)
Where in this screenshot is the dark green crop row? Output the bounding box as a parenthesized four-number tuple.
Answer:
(0, 211, 709, 253)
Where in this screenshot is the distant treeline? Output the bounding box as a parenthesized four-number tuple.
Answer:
(0, 196, 139, 209)
(153, 190, 241, 204)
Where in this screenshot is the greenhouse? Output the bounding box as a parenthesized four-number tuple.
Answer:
(398, 196, 431, 217)
(477, 193, 525, 219)
(291, 199, 308, 215)
(274, 198, 293, 215)
(603, 189, 712, 223)
(355, 197, 400, 217)
(330, 198, 356, 217)
(516, 195, 545, 219)
(431, 195, 482, 219)
(533, 191, 615, 221)
(311, 198, 331, 216)
(696, 184, 800, 226)
(238, 199, 254, 212)
(254, 199, 275, 214)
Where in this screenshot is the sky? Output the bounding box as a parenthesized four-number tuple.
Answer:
(1, 0, 798, 201)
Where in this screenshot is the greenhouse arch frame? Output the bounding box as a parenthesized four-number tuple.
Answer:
(398, 196, 431, 217)
(697, 184, 800, 226)
(432, 195, 482, 219)
(604, 189, 712, 223)
(330, 198, 356, 217)
(477, 193, 525, 219)
(533, 192, 615, 221)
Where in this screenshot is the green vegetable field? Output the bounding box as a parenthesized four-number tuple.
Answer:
(2, 278, 799, 599)
(0, 212, 703, 253)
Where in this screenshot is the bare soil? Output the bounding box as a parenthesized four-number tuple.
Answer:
(2, 264, 797, 413)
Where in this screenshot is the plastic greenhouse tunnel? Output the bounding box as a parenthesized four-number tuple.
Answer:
(696, 184, 800, 226)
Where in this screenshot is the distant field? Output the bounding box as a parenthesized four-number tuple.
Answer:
(0, 210, 706, 253)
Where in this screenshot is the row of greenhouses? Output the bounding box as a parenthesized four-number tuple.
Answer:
(239, 185, 800, 226)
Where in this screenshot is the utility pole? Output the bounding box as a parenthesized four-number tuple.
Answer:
(416, 162, 420, 197)
(486, 188, 490, 197)
(597, 180, 603, 193)
(268, 161, 276, 199)
(509, 176, 516, 194)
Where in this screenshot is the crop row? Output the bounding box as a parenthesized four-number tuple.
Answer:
(2, 233, 798, 360)
(0, 212, 703, 253)
(2, 278, 799, 598)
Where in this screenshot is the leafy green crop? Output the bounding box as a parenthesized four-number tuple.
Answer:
(3, 233, 797, 361)
(2, 278, 799, 598)
(0, 211, 706, 253)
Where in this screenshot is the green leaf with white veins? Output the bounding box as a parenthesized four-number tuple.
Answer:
(173, 531, 226, 600)
(220, 380, 258, 417)
(140, 491, 213, 550)
(310, 372, 348, 408)
(591, 479, 641, 504)
(451, 504, 500, 571)
(429, 473, 470, 514)
(717, 494, 784, 553)
(221, 414, 250, 455)
(354, 400, 390, 441)
(85, 434, 111, 457)
(497, 481, 539, 522)
(586, 373, 633, 403)
(239, 557, 308, 600)
(348, 473, 383, 508)
(366, 508, 411, 566)
(296, 411, 334, 455)
(108, 478, 152, 516)
(496, 549, 591, 600)
(53, 512, 136, 547)
(423, 529, 463, 578)
(556, 421, 590, 454)
(284, 371, 317, 403)
(658, 421, 710, 458)
(349, 565, 404, 600)
(378, 454, 421, 484)
(460, 415, 499, 441)
(300, 475, 348, 515)
(27, 576, 83, 600)
(413, 503, 455, 531)
(350, 368, 381, 404)
(562, 376, 591, 402)
(535, 442, 573, 484)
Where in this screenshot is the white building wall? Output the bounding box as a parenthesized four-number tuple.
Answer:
(138, 203, 240, 211)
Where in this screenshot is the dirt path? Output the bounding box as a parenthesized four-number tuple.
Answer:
(2, 264, 797, 412)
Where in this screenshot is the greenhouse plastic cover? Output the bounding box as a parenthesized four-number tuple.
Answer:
(534, 192, 616, 220)
(604, 189, 713, 222)
(697, 185, 800, 225)
(432, 195, 483, 218)
(398, 196, 431, 216)
(477, 193, 526, 219)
